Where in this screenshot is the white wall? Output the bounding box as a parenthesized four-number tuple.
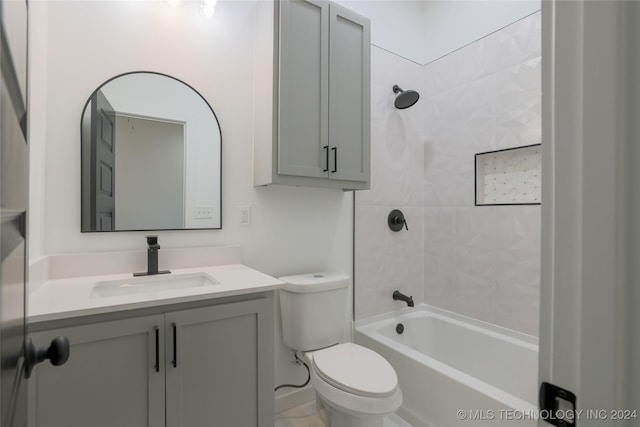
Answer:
(335, 0, 427, 64)
(422, 1, 540, 64)
(29, 0, 352, 393)
(336, 0, 540, 65)
(114, 116, 185, 230)
(28, 0, 48, 261)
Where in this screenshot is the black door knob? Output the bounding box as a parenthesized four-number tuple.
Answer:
(25, 336, 70, 379)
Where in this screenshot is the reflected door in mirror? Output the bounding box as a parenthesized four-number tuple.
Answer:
(88, 90, 116, 231)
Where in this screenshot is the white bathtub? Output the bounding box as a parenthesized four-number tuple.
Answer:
(354, 305, 539, 427)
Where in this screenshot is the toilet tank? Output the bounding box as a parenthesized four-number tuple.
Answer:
(279, 272, 350, 351)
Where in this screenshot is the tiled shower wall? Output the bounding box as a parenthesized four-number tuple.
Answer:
(356, 12, 541, 336)
(355, 46, 426, 319)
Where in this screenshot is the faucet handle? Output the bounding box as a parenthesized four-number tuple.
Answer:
(388, 210, 408, 232)
(145, 235, 158, 245)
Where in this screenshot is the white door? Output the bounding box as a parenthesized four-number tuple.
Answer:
(1, 1, 30, 425)
(539, 1, 639, 425)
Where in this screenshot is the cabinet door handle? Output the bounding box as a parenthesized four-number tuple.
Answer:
(154, 326, 159, 373)
(331, 147, 337, 173)
(323, 146, 329, 172)
(171, 322, 177, 368)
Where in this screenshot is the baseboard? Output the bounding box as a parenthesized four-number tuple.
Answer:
(274, 386, 315, 413)
(397, 406, 430, 427)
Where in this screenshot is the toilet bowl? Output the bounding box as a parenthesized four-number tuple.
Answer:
(278, 273, 403, 427)
(304, 342, 402, 427)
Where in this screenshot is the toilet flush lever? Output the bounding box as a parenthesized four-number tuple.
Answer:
(388, 209, 408, 232)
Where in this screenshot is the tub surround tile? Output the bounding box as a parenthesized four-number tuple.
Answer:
(494, 12, 542, 70)
(453, 207, 497, 323)
(495, 57, 541, 150)
(355, 206, 395, 319)
(355, 205, 424, 319)
(423, 208, 455, 310)
(423, 153, 459, 207)
(421, 13, 541, 335)
(389, 206, 424, 308)
(495, 206, 541, 336)
(357, 13, 542, 335)
(360, 47, 424, 208)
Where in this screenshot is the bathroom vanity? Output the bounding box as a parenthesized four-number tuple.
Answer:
(28, 262, 282, 427)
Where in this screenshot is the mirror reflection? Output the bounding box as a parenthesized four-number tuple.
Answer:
(81, 72, 221, 232)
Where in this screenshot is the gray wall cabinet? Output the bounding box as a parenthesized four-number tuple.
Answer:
(28, 296, 274, 427)
(254, 0, 371, 190)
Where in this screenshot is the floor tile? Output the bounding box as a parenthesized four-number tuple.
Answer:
(275, 401, 412, 427)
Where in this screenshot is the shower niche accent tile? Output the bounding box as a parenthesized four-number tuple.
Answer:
(475, 144, 541, 206)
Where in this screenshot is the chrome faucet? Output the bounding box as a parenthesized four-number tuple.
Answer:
(134, 235, 170, 276)
(393, 290, 414, 307)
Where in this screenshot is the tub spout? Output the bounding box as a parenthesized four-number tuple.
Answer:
(393, 290, 414, 307)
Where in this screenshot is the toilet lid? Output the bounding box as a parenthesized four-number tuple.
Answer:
(312, 343, 398, 398)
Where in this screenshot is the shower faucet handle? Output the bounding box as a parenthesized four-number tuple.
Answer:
(400, 217, 408, 231)
(388, 209, 408, 232)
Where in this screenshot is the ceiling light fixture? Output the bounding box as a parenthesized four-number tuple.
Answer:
(202, 0, 217, 18)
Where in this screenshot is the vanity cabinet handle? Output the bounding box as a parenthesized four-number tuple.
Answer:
(154, 326, 159, 373)
(331, 147, 337, 173)
(171, 322, 177, 368)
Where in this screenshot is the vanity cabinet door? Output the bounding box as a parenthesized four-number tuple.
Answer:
(165, 297, 274, 427)
(28, 315, 165, 427)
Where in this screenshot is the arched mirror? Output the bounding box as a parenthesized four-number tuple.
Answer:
(80, 72, 221, 232)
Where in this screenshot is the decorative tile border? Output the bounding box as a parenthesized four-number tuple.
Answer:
(475, 144, 541, 206)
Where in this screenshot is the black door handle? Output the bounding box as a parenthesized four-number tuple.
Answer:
(24, 336, 70, 379)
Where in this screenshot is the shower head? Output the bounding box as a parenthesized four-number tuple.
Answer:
(393, 85, 420, 109)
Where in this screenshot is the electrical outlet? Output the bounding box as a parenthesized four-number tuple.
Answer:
(239, 206, 251, 225)
(195, 206, 213, 219)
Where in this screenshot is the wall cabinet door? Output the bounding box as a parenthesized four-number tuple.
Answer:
(278, 0, 329, 179)
(274, 0, 370, 188)
(165, 298, 274, 427)
(28, 315, 165, 427)
(328, 2, 370, 183)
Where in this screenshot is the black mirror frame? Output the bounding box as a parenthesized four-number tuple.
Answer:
(80, 71, 222, 232)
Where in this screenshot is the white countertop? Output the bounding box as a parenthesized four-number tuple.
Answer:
(29, 264, 284, 324)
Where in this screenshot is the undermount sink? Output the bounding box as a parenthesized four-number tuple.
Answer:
(91, 272, 219, 298)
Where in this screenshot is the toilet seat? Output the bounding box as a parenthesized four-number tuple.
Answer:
(306, 343, 403, 419)
(311, 343, 398, 398)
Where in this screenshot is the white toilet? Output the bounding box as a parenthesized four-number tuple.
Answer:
(279, 272, 402, 427)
